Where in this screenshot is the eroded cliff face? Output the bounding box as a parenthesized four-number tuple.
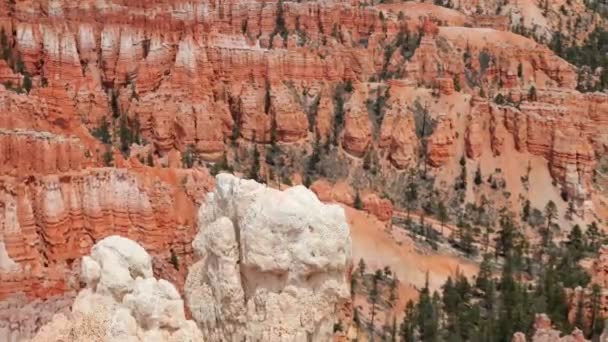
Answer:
(0, 0, 607, 339)
(29, 175, 352, 342)
(0, 0, 602, 209)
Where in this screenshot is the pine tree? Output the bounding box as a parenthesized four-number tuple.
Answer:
(585, 222, 601, 252)
(453, 74, 461, 92)
(528, 85, 537, 101)
(476, 253, 493, 293)
(369, 272, 380, 338)
(517, 62, 523, 78)
(170, 249, 179, 270)
(23, 73, 32, 93)
(102, 147, 114, 166)
(249, 143, 262, 182)
(544, 200, 557, 228)
(399, 300, 417, 342)
(405, 178, 418, 218)
(437, 200, 448, 235)
(589, 284, 603, 339)
(331, 83, 345, 146)
(358, 258, 366, 277)
(522, 199, 531, 222)
(264, 80, 272, 114)
(354, 191, 363, 210)
(418, 276, 440, 342)
(566, 225, 585, 261)
(474, 165, 483, 185)
(495, 215, 518, 257)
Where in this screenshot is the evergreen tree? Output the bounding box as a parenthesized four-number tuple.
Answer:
(476, 253, 494, 294)
(437, 200, 448, 235)
(517, 62, 523, 78)
(418, 276, 440, 342)
(248, 143, 262, 182)
(405, 177, 418, 218)
(369, 271, 380, 338)
(528, 85, 538, 101)
(92, 117, 111, 144)
(585, 222, 601, 252)
(358, 258, 366, 277)
(544, 200, 558, 228)
(331, 83, 346, 146)
(399, 301, 417, 342)
(354, 191, 363, 210)
(522, 199, 531, 222)
(566, 225, 585, 261)
(170, 249, 179, 270)
(474, 165, 483, 185)
(589, 284, 603, 339)
(453, 75, 461, 92)
(495, 215, 519, 257)
(23, 73, 32, 93)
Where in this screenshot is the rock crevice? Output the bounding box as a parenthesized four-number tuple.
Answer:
(185, 173, 352, 341)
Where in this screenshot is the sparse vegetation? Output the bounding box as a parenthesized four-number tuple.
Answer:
(182, 144, 196, 168)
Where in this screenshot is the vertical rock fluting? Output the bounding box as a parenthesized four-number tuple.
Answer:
(185, 174, 352, 341)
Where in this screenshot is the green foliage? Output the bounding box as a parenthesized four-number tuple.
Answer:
(517, 62, 523, 78)
(544, 200, 557, 228)
(394, 27, 421, 62)
(248, 143, 262, 182)
(182, 144, 196, 168)
(354, 191, 363, 210)
(92, 117, 111, 144)
(366, 85, 390, 138)
(528, 85, 537, 101)
(455, 155, 467, 191)
(22, 73, 32, 93)
(478, 51, 492, 71)
(102, 147, 114, 166)
(170, 249, 179, 271)
(474, 165, 483, 185)
(404, 176, 418, 217)
(304, 132, 322, 183)
(522, 199, 531, 222)
(229, 97, 243, 143)
(210, 152, 233, 176)
(331, 82, 346, 146)
(344, 79, 354, 93)
(437, 200, 448, 229)
(399, 301, 417, 342)
(434, 0, 453, 8)
(358, 258, 366, 278)
(269, 0, 288, 48)
(118, 115, 140, 155)
(453, 75, 461, 92)
(264, 80, 272, 114)
(550, 28, 608, 91)
(413, 100, 436, 139)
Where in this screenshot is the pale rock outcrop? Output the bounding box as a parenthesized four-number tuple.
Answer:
(185, 174, 352, 342)
(512, 314, 588, 342)
(31, 236, 203, 342)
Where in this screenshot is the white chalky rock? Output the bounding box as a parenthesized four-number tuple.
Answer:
(31, 236, 203, 342)
(185, 174, 352, 341)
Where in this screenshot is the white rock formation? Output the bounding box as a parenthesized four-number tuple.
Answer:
(185, 174, 352, 342)
(30, 236, 203, 342)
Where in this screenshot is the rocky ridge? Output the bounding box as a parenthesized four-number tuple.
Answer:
(28, 174, 352, 342)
